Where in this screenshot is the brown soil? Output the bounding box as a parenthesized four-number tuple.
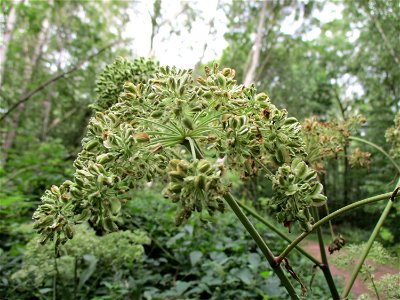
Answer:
(301, 240, 400, 299)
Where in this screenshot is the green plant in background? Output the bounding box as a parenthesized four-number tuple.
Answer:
(10, 224, 149, 299)
(31, 58, 400, 299)
(333, 242, 399, 300)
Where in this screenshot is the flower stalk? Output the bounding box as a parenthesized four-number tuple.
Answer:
(223, 193, 300, 299)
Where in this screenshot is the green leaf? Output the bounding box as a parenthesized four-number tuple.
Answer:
(175, 280, 192, 295)
(236, 268, 254, 284)
(248, 252, 261, 268)
(189, 250, 203, 266)
(78, 254, 98, 289)
(260, 270, 271, 278)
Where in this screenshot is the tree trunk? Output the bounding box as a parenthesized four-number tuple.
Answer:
(1, 11, 51, 166)
(243, 0, 268, 86)
(0, 1, 19, 87)
(41, 97, 52, 141)
(334, 88, 350, 205)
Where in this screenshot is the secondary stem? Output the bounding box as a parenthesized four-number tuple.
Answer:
(349, 136, 400, 174)
(324, 203, 336, 239)
(237, 201, 322, 266)
(223, 193, 300, 299)
(277, 191, 398, 262)
(312, 207, 340, 300)
(341, 181, 399, 298)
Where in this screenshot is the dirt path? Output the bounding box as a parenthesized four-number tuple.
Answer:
(301, 240, 399, 299)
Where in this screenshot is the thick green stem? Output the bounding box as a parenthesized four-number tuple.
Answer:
(223, 193, 300, 299)
(349, 136, 400, 174)
(278, 191, 398, 262)
(312, 207, 340, 300)
(341, 181, 399, 299)
(238, 201, 322, 266)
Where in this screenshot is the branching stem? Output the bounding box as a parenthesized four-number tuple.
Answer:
(223, 193, 300, 299)
(341, 180, 399, 298)
(277, 191, 398, 263)
(312, 207, 339, 299)
(237, 201, 321, 266)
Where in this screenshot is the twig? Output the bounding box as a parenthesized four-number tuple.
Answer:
(0, 40, 123, 122)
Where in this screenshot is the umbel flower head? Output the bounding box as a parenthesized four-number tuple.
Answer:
(33, 59, 327, 251)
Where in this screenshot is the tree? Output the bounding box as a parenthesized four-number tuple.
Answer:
(0, 1, 131, 166)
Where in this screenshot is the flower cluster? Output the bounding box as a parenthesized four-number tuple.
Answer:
(164, 159, 227, 226)
(270, 158, 326, 232)
(92, 57, 160, 111)
(302, 115, 367, 171)
(349, 148, 371, 168)
(385, 111, 400, 159)
(33, 59, 329, 248)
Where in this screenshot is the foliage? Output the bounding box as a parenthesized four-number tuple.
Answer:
(333, 241, 398, 299)
(2, 189, 335, 300)
(6, 224, 149, 299)
(1, 139, 73, 198)
(117, 189, 332, 299)
(358, 273, 400, 300)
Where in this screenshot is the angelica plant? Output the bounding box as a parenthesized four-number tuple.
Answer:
(33, 61, 326, 248)
(32, 58, 400, 300)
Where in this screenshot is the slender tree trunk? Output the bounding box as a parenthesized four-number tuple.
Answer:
(1, 12, 51, 166)
(368, 2, 399, 65)
(243, 0, 267, 86)
(148, 0, 161, 57)
(0, 1, 19, 87)
(41, 97, 52, 141)
(333, 88, 350, 205)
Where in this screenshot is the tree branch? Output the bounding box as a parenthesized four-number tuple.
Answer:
(0, 40, 122, 122)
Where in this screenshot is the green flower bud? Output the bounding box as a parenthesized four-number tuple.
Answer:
(75, 209, 91, 223)
(134, 132, 150, 143)
(64, 224, 74, 239)
(85, 139, 99, 151)
(96, 153, 114, 164)
(216, 73, 226, 87)
(203, 91, 213, 99)
(151, 110, 163, 118)
(284, 117, 298, 125)
(110, 198, 122, 214)
(196, 77, 207, 86)
(194, 174, 206, 190)
(182, 117, 194, 130)
(123, 81, 137, 94)
(169, 183, 183, 193)
(169, 170, 186, 181)
(198, 160, 211, 173)
(50, 185, 60, 196)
